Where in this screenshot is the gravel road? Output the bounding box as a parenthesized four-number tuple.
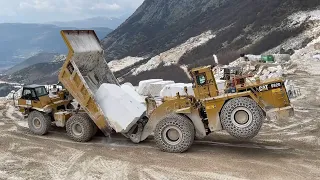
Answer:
(0, 87, 319, 180)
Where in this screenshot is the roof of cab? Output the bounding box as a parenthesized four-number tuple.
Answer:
(24, 84, 45, 88)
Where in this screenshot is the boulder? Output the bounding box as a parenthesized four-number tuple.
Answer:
(149, 81, 175, 97)
(160, 83, 194, 98)
(95, 84, 146, 133)
(120, 83, 146, 104)
(137, 79, 163, 95)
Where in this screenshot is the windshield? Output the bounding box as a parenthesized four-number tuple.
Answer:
(196, 74, 206, 85)
(35, 86, 48, 97)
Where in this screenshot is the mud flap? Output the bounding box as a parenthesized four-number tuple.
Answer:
(266, 106, 294, 120)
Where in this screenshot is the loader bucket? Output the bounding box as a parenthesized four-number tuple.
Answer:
(266, 106, 294, 120)
(59, 30, 119, 136)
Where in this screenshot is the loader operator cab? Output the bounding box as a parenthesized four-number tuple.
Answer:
(190, 65, 219, 99)
(21, 85, 48, 101)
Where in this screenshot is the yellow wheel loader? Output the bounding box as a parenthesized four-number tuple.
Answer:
(141, 65, 294, 152)
(17, 30, 294, 153)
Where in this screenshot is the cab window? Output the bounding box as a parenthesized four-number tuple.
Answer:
(196, 74, 207, 85)
(35, 87, 48, 97)
(22, 89, 37, 100)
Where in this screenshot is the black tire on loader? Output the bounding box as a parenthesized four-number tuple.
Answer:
(28, 111, 52, 135)
(154, 113, 195, 153)
(66, 114, 94, 142)
(220, 97, 265, 140)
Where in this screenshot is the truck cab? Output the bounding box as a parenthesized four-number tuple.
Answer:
(17, 84, 71, 116)
(18, 85, 51, 110)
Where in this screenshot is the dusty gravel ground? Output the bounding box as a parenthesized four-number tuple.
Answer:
(1, 61, 320, 180)
(0, 82, 320, 180)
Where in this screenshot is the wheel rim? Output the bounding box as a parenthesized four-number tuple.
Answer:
(234, 110, 249, 124)
(71, 123, 83, 136)
(162, 126, 182, 146)
(231, 107, 253, 128)
(33, 117, 41, 129)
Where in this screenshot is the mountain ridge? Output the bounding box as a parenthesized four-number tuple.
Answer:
(50, 16, 126, 29)
(0, 23, 112, 71)
(102, 0, 320, 62)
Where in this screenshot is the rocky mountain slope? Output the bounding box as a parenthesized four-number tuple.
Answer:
(0, 23, 112, 71)
(102, 0, 320, 85)
(4, 1, 320, 86)
(4, 62, 64, 85)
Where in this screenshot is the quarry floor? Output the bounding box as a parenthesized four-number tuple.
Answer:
(0, 72, 320, 180)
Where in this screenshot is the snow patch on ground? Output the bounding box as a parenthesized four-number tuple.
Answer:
(290, 35, 320, 75)
(288, 10, 320, 27)
(108, 56, 145, 72)
(132, 30, 215, 75)
(132, 56, 161, 75)
(267, 10, 320, 54)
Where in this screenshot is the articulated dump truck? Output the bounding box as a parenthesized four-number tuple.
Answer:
(17, 30, 295, 153)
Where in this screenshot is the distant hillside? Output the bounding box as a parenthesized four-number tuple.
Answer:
(0, 83, 21, 97)
(0, 23, 112, 70)
(4, 53, 65, 74)
(51, 16, 125, 29)
(4, 62, 64, 85)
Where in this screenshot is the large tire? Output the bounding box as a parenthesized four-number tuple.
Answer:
(92, 122, 98, 136)
(154, 113, 195, 153)
(66, 114, 94, 142)
(220, 97, 264, 139)
(28, 111, 52, 135)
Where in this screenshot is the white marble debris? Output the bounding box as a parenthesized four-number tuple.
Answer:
(137, 79, 163, 95)
(148, 81, 175, 97)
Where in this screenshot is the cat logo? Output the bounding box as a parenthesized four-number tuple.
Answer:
(258, 85, 268, 92)
(271, 82, 281, 88)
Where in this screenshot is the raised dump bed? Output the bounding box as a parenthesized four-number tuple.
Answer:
(59, 30, 119, 136)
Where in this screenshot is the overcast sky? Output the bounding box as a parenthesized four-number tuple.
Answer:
(0, 0, 144, 23)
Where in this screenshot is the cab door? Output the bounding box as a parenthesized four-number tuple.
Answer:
(19, 88, 42, 108)
(195, 73, 210, 99)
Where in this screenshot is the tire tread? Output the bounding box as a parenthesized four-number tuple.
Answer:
(220, 97, 264, 139)
(154, 113, 195, 153)
(66, 114, 94, 142)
